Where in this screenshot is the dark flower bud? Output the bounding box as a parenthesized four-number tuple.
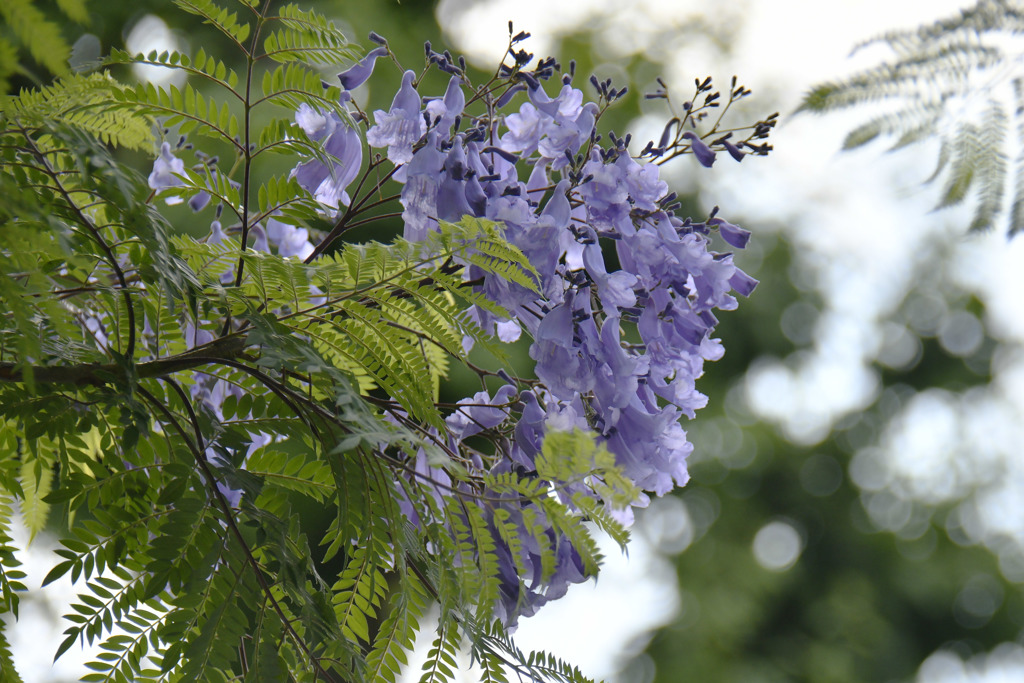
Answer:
(483, 146, 518, 164)
(368, 31, 387, 45)
(495, 84, 524, 108)
(518, 71, 539, 89)
(723, 139, 745, 162)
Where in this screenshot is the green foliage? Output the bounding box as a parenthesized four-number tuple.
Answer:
(0, 0, 86, 92)
(264, 4, 356, 65)
(4, 72, 154, 151)
(0, 2, 628, 681)
(798, 0, 1024, 234)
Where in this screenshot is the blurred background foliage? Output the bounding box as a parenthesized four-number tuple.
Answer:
(5, 1, 1023, 682)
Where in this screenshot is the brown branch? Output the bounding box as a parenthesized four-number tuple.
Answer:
(0, 334, 248, 386)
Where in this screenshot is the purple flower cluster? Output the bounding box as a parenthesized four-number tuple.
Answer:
(153, 37, 760, 625)
(279, 48, 759, 622)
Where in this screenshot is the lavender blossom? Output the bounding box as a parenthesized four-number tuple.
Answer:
(291, 103, 363, 213)
(337, 46, 388, 90)
(366, 70, 426, 164)
(682, 131, 716, 167)
(148, 142, 186, 203)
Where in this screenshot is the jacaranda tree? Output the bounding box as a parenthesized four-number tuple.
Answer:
(0, 0, 776, 680)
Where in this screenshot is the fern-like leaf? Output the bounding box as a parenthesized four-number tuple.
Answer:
(0, 0, 73, 80)
(172, 0, 252, 49)
(5, 73, 154, 152)
(263, 5, 357, 66)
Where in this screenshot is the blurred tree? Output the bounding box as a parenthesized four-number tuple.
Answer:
(632, 235, 1022, 683)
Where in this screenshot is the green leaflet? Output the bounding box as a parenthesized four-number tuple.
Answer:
(0, 619, 23, 683)
(18, 452, 52, 541)
(0, 0, 78, 89)
(4, 72, 155, 151)
(365, 569, 429, 683)
(172, 0, 251, 47)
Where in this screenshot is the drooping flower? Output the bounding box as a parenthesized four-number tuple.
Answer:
(266, 216, 314, 260)
(711, 216, 752, 249)
(291, 104, 363, 212)
(682, 131, 716, 167)
(337, 46, 388, 90)
(148, 142, 186, 203)
(424, 74, 465, 135)
(366, 70, 426, 164)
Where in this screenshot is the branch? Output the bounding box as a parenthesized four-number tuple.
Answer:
(0, 334, 248, 386)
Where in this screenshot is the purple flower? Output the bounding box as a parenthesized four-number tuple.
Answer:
(424, 75, 465, 134)
(266, 216, 314, 260)
(188, 191, 211, 212)
(710, 217, 751, 249)
(723, 138, 745, 162)
(501, 103, 545, 156)
(400, 132, 445, 242)
(291, 104, 363, 212)
(337, 46, 388, 90)
(682, 132, 716, 168)
(366, 70, 426, 164)
(446, 384, 518, 440)
(729, 266, 759, 297)
(148, 142, 186, 203)
(499, 85, 595, 169)
(530, 299, 596, 400)
(248, 225, 269, 253)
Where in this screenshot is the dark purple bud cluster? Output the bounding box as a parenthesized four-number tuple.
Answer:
(639, 75, 778, 166)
